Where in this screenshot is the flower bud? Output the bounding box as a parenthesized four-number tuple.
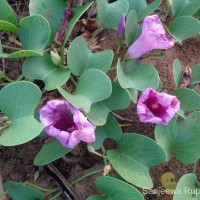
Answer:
(50, 51, 61, 66)
(117, 13, 126, 39)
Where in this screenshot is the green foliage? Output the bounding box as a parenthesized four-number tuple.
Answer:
(22, 53, 70, 91)
(172, 0, 200, 17)
(156, 112, 200, 164)
(169, 16, 200, 43)
(67, 36, 113, 76)
(125, 10, 140, 47)
(173, 174, 200, 200)
(4, 181, 43, 200)
(34, 140, 71, 166)
(0, 82, 42, 146)
(107, 133, 166, 188)
(90, 114, 122, 149)
(96, 0, 129, 29)
(173, 59, 183, 86)
(87, 176, 144, 200)
(172, 88, 200, 112)
(87, 82, 130, 125)
(58, 69, 112, 113)
(117, 60, 160, 91)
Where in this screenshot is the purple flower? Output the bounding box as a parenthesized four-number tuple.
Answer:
(40, 100, 95, 148)
(137, 88, 180, 125)
(127, 15, 175, 59)
(118, 13, 126, 39)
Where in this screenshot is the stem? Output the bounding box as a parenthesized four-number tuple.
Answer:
(70, 76, 77, 86)
(88, 27, 101, 47)
(162, 2, 171, 22)
(112, 39, 123, 67)
(2, 45, 22, 51)
(193, 160, 199, 174)
(16, 75, 24, 81)
(49, 191, 62, 200)
(70, 169, 103, 186)
(111, 111, 134, 122)
(101, 145, 108, 166)
(25, 182, 57, 193)
(1, 74, 13, 83)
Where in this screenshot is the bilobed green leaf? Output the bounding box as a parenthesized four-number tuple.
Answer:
(90, 114, 122, 149)
(4, 181, 43, 200)
(126, 88, 138, 103)
(22, 53, 70, 91)
(0, 20, 18, 33)
(19, 15, 50, 53)
(87, 176, 144, 200)
(0, 82, 42, 146)
(117, 60, 160, 91)
(0, 0, 18, 25)
(67, 36, 113, 76)
(172, 88, 200, 112)
(107, 133, 166, 188)
(58, 69, 112, 113)
(172, 0, 200, 17)
(169, 16, 200, 43)
(34, 140, 71, 166)
(86, 82, 131, 125)
(173, 59, 183, 86)
(173, 174, 200, 200)
(155, 112, 200, 164)
(96, 0, 129, 30)
(125, 10, 140, 47)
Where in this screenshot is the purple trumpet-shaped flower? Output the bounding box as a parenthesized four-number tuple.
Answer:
(40, 100, 95, 148)
(118, 13, 126, 39)
(137, 88, 180, 125)
(127, 15, 175, 59)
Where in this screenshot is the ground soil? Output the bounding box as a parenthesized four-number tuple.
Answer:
(1, 1, 200, 200)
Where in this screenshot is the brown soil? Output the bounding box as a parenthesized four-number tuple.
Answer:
(1, 1, 200, 200)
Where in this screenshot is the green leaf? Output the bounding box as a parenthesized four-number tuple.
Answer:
(0, 0, 18, 25)
(65, 2, 94, 42)
(173, 174, 200, 200)
(117, 60, 160, 91)
(34, 140, 71, 166)
(169, 16, 200, 43)
(86, 82, 130, 125)
(138, 0, 162, 20)
(0, 50, 43, 58)
(87, 176, 144, 200)
(29, 0, 93, 43)
(0, 81, 42, 146)
(58, 69, 112, 113)
(126, 88, 138, 103)
(125, 10, 140, 47)
(96, 0, 129, 30)
(22, 53, 70, 91)
(107, 133, 166, 188)
(19, 15, 50, 53)
(90, 114, 122, 150)
(172, 0, 200, 17)
(127, 0, 146, 14)
(4, 181, 43, 200)
(173, 59, 183, 86)
(0, 20, 18, 33)
(172, 88, 200, 112)
(29, 0, 66, 42)
(67, 36, 113, 76)
(156, 112, 200, 164)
